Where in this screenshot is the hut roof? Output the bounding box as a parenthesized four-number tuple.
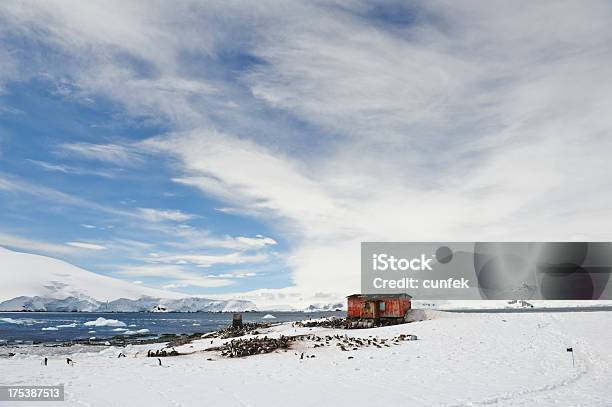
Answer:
(347, 293, 412, 300)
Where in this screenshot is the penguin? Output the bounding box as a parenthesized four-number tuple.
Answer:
(43, 357, 48, 366)
(157, 358, 162, 366)
(66, 358, 73, 366)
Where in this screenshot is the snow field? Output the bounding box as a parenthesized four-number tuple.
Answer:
(1, 311, 610, 406)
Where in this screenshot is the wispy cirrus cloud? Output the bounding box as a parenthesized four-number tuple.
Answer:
(137, 208, 195, 223)
(65, 241, 106, 250)
(58, 142, 142, 166)
(0, 171, 274, 281)
(233, 236, 276, 249)
(0, 232, 81, 255)
(145, 251, 269, 268)
(162, 226, 278, 252)
(27, 159, 117, 178)
(0, 173, 131, 217)
(116, 264, 234, 289)
(0, 173, 196, 225)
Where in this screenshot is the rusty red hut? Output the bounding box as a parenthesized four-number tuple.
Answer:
(347, 293, 412, 322)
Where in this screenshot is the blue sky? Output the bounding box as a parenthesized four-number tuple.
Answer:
(1, 1, 612, 305)
(0, 78, 289, 294)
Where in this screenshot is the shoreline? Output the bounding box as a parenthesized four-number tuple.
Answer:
(6, 307, 612, 352)
(3, 307, 612, 348)
(0, 311, 345, 347)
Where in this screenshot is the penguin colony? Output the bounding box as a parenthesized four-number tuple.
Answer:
(211, 332, 417, 358)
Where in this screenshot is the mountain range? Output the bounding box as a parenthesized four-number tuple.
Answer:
(0, 246, 256, 312)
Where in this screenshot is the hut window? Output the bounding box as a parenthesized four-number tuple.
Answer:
(379, 302, 385, 311)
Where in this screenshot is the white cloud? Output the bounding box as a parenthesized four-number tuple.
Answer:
(147, 251, 268, 268)
(117, 264, 234, 288)
(0, 173, 198, 226)
(0, 46, 19, 92)
(137, 208, 195, 222)
(58, 143, 142, 166)
(212, 271, 256, 279)
(144, 132, 342, 229)
(171, 230, 278, 251)
(234, 236, 277, 249)
(0, 173, 134, 218)
(0, 173, 276, 271)
(143, 1, 612, 296)
(27, 159, 116, 178)
(0, 233, 81, 255)
(0, 177, 17, 191)
(65, 241, 107, 251)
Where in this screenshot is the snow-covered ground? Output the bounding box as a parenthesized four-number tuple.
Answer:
(1, 311, 610, 406)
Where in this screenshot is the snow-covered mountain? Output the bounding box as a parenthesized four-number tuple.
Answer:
(0, 246, 256, 312)
(0, 295, 256, 312)
(0, 246, 185, 301)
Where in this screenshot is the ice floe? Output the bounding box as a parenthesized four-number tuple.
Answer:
(0, 317, 25, 324)
(123, 329, 150, 335)
(83, 317, 127, 327)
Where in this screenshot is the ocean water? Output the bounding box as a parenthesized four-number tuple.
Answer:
(0, 311, 344, 344)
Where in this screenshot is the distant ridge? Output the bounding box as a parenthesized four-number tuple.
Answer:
(0, 246, 256, 312)
(0, 295, 256, 312)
